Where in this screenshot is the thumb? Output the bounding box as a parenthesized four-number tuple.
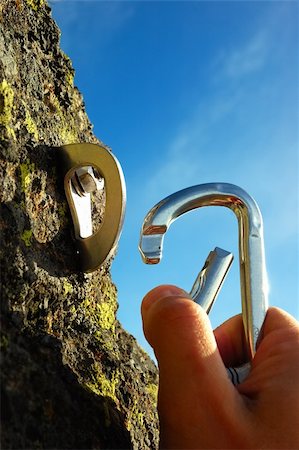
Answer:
(142, 284, 222, 368)
(141, 285, 242, 443)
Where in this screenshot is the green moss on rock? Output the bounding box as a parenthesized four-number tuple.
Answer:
(21, 229, 33, 247)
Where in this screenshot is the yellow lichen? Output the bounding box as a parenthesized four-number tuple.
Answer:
(65, 71, 74, 88)
(63, 280, 73, 296)
(82, 298, 91, 309)
(145, 383, 158, 403)
(0, 79, 16, 140)
(126, 400, 145, 431)
(25, 0, 44, 10)
(45, 92, 78, 144)
(81, 292, 116, 333)
(85, 365, 119, 404)
(20, 160, 35, 192)
(60, 126, 78, 145)
(69, 305, 76, 315)
(21, 229, 33, 247)
(24, 109, 39, 140)
(97, 301, 116, 331)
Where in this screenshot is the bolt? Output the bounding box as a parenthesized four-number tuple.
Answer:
(72, 166, 104, 197)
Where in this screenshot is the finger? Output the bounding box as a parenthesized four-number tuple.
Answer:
(141, 285, 243, 434)
(259, 306, 299, 337)
(237, 307, 299, 448)
(251, 306, 299, 373)
(239, 307, 299, 392)
(214, 314, 247, 368)
(141, 284, 190, 347)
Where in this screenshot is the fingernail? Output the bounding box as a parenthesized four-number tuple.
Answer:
(142, 285, 189, 312)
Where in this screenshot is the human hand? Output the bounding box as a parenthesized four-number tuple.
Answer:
(141, 285, 299, 449)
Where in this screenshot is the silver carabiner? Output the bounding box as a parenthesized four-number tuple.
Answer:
(139, 183, 268, 381)
(59, 143, 126, 273)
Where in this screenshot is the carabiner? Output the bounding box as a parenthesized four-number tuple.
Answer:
(139, 183, 268, 380)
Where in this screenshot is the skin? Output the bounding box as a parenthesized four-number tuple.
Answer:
(141, 285, 299, 449)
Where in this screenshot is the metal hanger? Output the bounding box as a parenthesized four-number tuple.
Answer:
(59, 143, 126, 272)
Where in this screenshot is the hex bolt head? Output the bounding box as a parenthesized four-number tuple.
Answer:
(78, 172, 97, 193)
(72, 167, 104, 197)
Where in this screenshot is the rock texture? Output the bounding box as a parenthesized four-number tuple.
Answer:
(0, 1, 159, 448)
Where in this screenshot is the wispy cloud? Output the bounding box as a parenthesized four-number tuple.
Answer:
(219, 32, 268, 79)
(143, 97, 298, 245)
(143, 89, 242, 200)
(141, 17, 298, 248)
(142, 22, 273, 201)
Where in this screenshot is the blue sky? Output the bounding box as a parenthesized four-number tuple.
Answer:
(51, 1, 298, 358)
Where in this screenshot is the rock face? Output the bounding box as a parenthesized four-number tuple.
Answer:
(0, 1, 159, 448)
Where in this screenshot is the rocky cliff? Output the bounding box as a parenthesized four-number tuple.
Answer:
(0, 1, 159, 448)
